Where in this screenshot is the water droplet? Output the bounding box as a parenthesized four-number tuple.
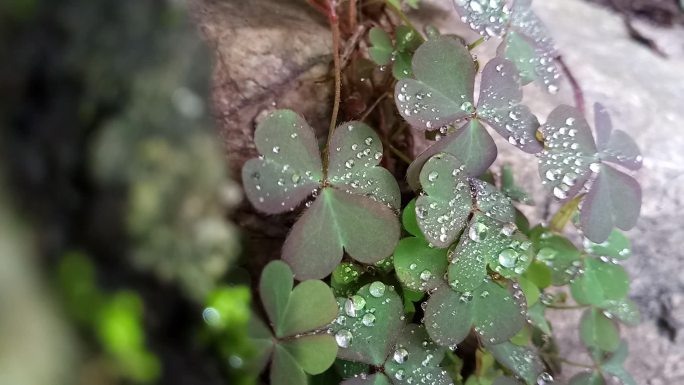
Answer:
(537, 372, 554, 385)
(362, 313, 376, 327)
(369, 281, 386, 297)
(468, 222, 488, 242)
(345, 159, 355, 169)
(344, 295, 366, 317)
(428, 171, 439, 182)
(335, 329, 353, 348)
(202, 307, 221, 326)
(393, 348, 409, 364)
(498, 248, 519, 268)
(272, 146, 280, 154)
(420, 270, 432, 281)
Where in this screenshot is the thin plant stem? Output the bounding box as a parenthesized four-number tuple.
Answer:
(557, 55, 585, 114)
(468, 37, 485, 50)
(560, 358, 596, 369)
(360, 92, 390, 122)
(549, 194, 583, 233)
(384, 0, 425, 42)
(546, 303, 589, 310)
(328, 4, 343, 138)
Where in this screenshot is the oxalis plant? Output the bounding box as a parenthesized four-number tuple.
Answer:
(236, 1, 642, 385)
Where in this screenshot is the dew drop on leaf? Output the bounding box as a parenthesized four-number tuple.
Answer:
(369, 281, 386, 298)
(361, 313, 376, 327)
(393, 347, 409, 364)
(344, 295, 367, 317)
(335, 329, 353, 348)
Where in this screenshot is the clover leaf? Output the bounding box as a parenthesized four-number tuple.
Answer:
(599, 341, 636, 385)
(529, 226, 582, 285)
(601, 298, 641, 327)
(501, 164, 534, 205)
(413, 153, 518, 248)
(396, 37, 541, 185)
(242, 110, 401, 279)
(570, 258, 629, 306)
(568, 372, 605, 385)
(368, 26, 422, 80)
(487, 341, 545, 385)
(250, 261, 339, 385)
(333, 283, 452, 385)
(537, 104, 642, 243)
(393, 237, 448, 292)
(425, 278, 526, 347)
(583, 230, 631, 260)
(451, 0, 561, 91)
(579, 308, 620, 352)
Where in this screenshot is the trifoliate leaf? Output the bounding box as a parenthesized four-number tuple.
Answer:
(395, 36, 476, 131)
(580, 164, 641, 244)
(501, 0, 561, 92)
(383, 324, 451, 385)
(425, 279, 525, 347)
(523, 261, 552, 289)
(601, 298, 641, 327)
(594, 103, 642, 171)
(283, 188, 400, 279)
(242, 110, 322, 214)
(529, 226, 581, 286)
(369, 27, 393, 66)
(331, 282, 404, 366)
(471, 179, 516, 222)
(327, 122, 400, 209)
(570, 258, 629, 306)
(583, 230, 631, 260)
(415, 153, 472, 247)
(600, 341, 636, 385)
(393, 237, 449, 292)
(487, 342, 544, 385)
(579, 308, 620, 352)
(452, 0, 510, 38)
(476, 58, 542, 153)
(568, 372, 606, 385)
(407, 120, 498, 188)
(253, 261, 338, 385)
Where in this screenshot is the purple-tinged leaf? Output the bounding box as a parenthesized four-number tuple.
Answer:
(383, 324, 451, 385)
(594, 104, 642, 170)
(407, 120, 497, 190)
(471, 179, 515, 222)
(283, 188, 400, 279)
(538, 105, 598, 201)
(328, 122, 400, 209)
(415, 153, 472, 247)
(242, 110, 323, 214)
(271, 345, 307, 385)
(395, 36, 476, 131)
(594, 103, 613, 148)
(331, 282, 404, 366)
(452, 0, 511, 38)
(477, 58, 543, 153)
(424, 286, 473, 347)
(580, 164, 641, 243)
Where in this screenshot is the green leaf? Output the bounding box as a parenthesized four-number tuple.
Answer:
(342, 373, 392, 385)
(395, 36, 476, 131)
(529, 226, 581, 286)
(247, 315, 275, 373)
(395, 25, 422, 53)
(259, 261, 294, 333)
(527, 303, 551, 335)
(281, 334, 338, 375)
(279, 280, 339, 337)
(568, 372, 605, 385)
(393, 52, 413, 79)
(601, 298, 640, 327)
(452, 0, 509, 37)
(332, 262, 366, 297)
(383, 324, 451, 385)
(402, 199, 423, 238)
(579, 308, 620, 352)
(393, 237, 449, 292)
(583, 230, 631, 260)
(242, 110, 322, 214)
(449, 215, 531, 292)
(331, 282, 404, 366)
(523, 261, 552, 289)
(407, 120, 498, 188)
(271, 344, 308, 385)
(369, 27, 393, 65)
(570, 258, 629, 306)
(415, 153, 472, 247)
(600, 341, 636, 385)
(425, 279, 524, 346)
(283, 188, 400, 279)
(327, 122, 400, 209)
(517, 276, 539, 306)
(472, 179, 515, 223)
(487, 342, 544, 385)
